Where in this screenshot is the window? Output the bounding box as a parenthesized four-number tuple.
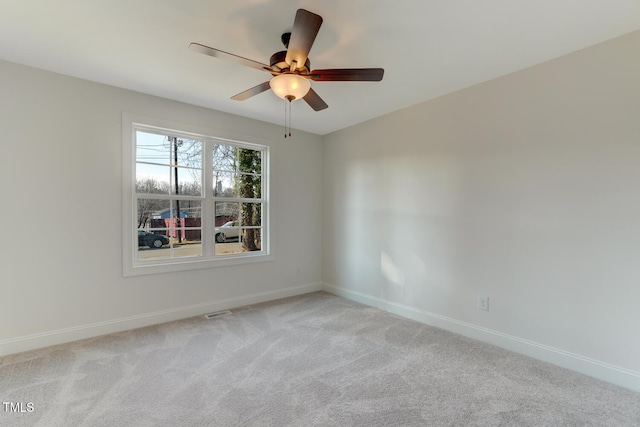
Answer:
(122, 114, 270, 276)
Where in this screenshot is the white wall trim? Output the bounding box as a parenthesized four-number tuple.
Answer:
(323, 283, 640, 393)
(0, 283, 322, 357)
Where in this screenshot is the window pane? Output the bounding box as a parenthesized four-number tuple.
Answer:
(215, 202, 239, 224)
(137, 235, 202, 261)
(240, 200, 261, 252)
(213, 202, 262, 253)
(174, 200, 202, 251)
(136, 131, 171, 165)
(137, 165, 202, 196)
(172, 217, 202, 258)
(212, 144, 237, 172)
(137, 198, 203, 261)
(238, 148, 262, 174)
(180, 199, 202, 220)
(215, 220, 240, 244)
(137, 228, 172, 261)
(215, 240, 242, 255)
(213, 146, 262, 198)
(137, 198, 170, 229)
(238, 173, 261, 199)
(241, 228, 262, 252)
(136, 163, 171, 193)
(214, 228, 262, 254)
(138, 199, 201, 230)
(215, 201, 240, 254)
(213, 172, 238, 197)
(136, 133, 202, 167)
(173, 167, 202, 196)
(176, 241, 202, 258)
(240, 202, 262, 226)
(175, 139, 202, 169)
(158, 201, 198, 239)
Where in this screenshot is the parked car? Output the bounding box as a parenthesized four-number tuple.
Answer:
(138, 230, 170, 248)
(215, 221, 240, 243)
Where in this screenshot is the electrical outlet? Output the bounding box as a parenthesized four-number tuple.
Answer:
(478, 295, 489, 311)
(296, 266, 302, 275)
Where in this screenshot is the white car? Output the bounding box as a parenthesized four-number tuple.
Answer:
(215, 221, 240, 243)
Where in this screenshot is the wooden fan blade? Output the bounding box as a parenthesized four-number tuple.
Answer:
(310, 68, 384, 82)
(303, 88, 328, 111)
(285, 9, 323, 71)
(231, 81, 272, 101)
(189, 43, 272, 73)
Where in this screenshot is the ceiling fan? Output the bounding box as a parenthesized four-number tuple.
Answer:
(189, 8, 384, 112)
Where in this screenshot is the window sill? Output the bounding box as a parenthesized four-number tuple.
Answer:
(123, 252, 275, 277)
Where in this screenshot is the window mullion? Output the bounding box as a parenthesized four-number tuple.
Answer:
(203, 137, 215, 257)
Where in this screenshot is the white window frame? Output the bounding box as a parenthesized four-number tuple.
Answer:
(122, 113, 272, 276)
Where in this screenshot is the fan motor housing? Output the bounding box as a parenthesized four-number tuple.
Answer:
(270, 50, 310, 73)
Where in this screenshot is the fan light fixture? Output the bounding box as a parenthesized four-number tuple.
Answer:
(269, 74, 311, 101)
(270, 73, 311, 138)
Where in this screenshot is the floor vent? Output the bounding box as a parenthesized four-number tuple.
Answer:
(204, 310, 232, 320)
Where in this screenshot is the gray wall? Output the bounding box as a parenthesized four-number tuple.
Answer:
(0, 60, 324, 353)
(322, 31, 640, 389)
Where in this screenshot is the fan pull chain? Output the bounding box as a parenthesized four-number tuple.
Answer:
(284, 98, 287, 138)
(288, 98, 292, 138)
(284, 96, 294, 138)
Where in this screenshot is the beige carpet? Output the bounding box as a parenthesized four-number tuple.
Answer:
(1, 292, 639, 426)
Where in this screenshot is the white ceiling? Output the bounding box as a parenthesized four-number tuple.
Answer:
(1, 1, 640, 135)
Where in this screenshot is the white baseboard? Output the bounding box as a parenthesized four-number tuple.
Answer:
(0, 283, 322, 357)
(322, 283, 640, 393)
